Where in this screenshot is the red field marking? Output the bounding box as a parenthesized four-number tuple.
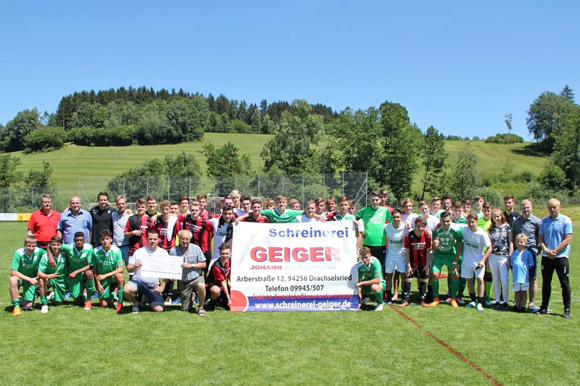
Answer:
(389, 305, 503, 386)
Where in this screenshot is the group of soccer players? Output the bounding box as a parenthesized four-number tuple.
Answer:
(356, 191, 573, 319)
(11, 189, 573, 318)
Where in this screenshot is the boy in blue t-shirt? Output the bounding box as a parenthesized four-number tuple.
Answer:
(511, 234, 534, 312)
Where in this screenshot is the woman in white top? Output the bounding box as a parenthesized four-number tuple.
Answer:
(488, 209, 513, 310)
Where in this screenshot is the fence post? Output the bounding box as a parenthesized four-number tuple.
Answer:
(302, 175, 305, 207)
(213, 176, 216, 214)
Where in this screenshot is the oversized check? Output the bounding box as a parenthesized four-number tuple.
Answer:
(230, 221, 359, 312)
(140, 254, 182, 280)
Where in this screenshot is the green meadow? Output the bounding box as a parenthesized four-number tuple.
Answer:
(1, 221, 579, 385)
(11, 135, 549, 209)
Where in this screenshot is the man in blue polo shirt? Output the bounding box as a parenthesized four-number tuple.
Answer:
(538, 198, 573, 318)
(57, 196, 93, 244)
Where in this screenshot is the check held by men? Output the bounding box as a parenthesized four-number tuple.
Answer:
(140, 252, 182, 280)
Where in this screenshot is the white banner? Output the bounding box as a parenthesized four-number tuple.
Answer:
(230, 221, 359, 312)
(140, 254, 182, 280)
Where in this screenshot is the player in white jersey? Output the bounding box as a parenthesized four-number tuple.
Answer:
(384, 209, 408, 303)
(461, 213, 492, 311)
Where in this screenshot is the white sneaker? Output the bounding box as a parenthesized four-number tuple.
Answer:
(164, 296, 172, 306)
(445, 298, 452, 304)
(466, 301, 476, 308)
(46, 292, 55, 302)
(41, 305, 49, 313)
(476, 303, 484, 311)
(375, 303, 384, 311)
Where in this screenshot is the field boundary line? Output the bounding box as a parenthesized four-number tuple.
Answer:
(389, 305, 502, 386)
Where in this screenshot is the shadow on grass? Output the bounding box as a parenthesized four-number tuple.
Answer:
(511, 142, 551, 157)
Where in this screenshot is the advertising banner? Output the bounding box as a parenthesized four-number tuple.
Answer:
(230, 221, 359, 312)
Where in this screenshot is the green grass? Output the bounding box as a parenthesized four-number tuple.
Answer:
(10, 136, 553, 210)
(444, 140, 548, 176)
(1, 222, 579, 385)
(15, 133, 272, 186)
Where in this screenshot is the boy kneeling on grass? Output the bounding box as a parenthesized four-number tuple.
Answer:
(9, 236, 44, 316)
(510, 234, 534, 312)
(206, 244, 232, 310)
(356, 246, 386, 311)
(37, 236, 67, 313)
(92, 230, 125, 314)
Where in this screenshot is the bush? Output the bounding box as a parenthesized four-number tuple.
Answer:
(67, 127, 96, 146)
(485, 133, 524, 144)
(515, 170, 535, 183)
(23, 126, 66, 153)
(67, 126, 135, 146)
(538, 164, 568, 192)
(522, 182, 567, 203)
(474, 186, 502, 207)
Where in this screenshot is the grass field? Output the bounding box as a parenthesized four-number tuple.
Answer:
(1, 221, 579, 385)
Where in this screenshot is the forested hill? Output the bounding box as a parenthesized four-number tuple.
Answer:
(2, 85, 578, 205)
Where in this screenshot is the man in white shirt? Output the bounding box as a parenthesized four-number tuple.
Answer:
(123, 229, 170, 314)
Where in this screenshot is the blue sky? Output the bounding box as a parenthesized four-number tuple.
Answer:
(1, 1, 578, 139)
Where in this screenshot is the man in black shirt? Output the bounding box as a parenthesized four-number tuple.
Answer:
(90, 191, 117, 247)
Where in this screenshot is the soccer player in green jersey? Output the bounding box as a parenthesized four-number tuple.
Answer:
(430, 211, 463, 308)
(92, 230, 125, 314)
(38, 236, 67, 313)
(356, 190, 392, 271)
(451, 201, 467, 225)
(238, 194, 323, 224)
(9, 236, 45, 315)
(335, 197, 356, 221)
(356, 247, 386, 311)
(62, 231, 95, 310)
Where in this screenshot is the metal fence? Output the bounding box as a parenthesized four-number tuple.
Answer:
(0, 187, 59, 213)
(2, 173, 368, 213)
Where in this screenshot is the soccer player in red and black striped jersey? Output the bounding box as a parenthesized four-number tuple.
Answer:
(197, 194, 210, 219)
(153, 201, 179, 251)
(178, 196, 190, 216)
(153, 200, 181, 304)
(242, 199, 270, 223)
(400, 217, 432, 307)
(124, 198, 154, 257)
(239, 195, 252, 217)
(180, 200, 212, 262)
(146, 195, 159, 219)
(206, 244, 232, 310)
